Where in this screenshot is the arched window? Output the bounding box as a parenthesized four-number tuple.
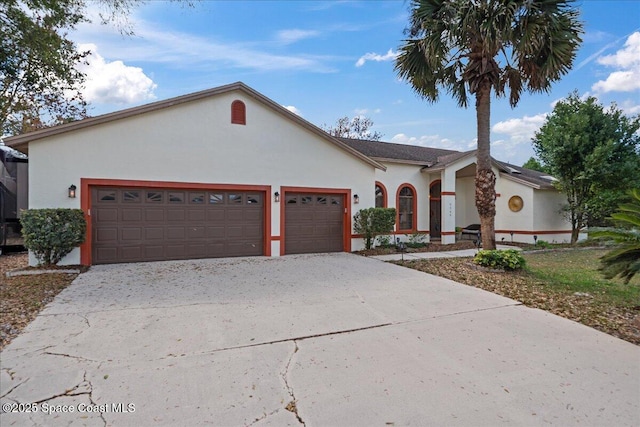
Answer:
(397, 184, 416, 232)
(429, 180, 441, 199)
(375, 182, 387, 208)
(231, 100, 246, 125)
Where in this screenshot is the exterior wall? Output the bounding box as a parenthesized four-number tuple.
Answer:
(374, 162, 429, 242)
(454, 177, 478, 227)
(28, 91, 375, 264)
(532, 189, 573, 243)
(495, 176, 535, 242)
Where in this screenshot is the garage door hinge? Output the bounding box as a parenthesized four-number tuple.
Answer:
(344, 208, 347, 214)
(87, 209, 90, 216)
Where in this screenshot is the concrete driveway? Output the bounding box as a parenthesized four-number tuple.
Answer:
(1, 253, 638, 426)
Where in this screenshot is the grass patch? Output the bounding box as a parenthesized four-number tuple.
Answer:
(397, 248, 640, 345)
(525, 249, 640, 308)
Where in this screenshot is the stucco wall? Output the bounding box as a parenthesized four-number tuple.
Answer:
(533, 190, 573, 243)
(454, 177, 478, 227)
(495, 176, 535, 236)
(28, 90, 376, 264)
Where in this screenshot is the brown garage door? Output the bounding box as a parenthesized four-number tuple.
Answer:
(284, 193, 344, 254)
(92, 188, 264, 264)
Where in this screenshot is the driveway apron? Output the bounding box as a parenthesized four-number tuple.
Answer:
(1, 253, 638, 426)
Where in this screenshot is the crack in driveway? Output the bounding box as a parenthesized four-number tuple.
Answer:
(282, 341, 305, 426)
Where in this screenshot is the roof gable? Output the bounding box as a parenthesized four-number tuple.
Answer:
(4, 82, 385, 170)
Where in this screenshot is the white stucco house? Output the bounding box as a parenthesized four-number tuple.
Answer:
(4, 82, 572, 265)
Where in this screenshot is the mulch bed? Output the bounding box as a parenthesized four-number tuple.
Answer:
(0, 252, 83, 350)
(355, 240, 478, 256)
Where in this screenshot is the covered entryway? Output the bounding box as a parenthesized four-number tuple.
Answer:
(91, 187, 264, 264)
(284, 192, 345, 254)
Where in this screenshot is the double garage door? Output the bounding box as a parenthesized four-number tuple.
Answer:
(91, 187, 344, 264)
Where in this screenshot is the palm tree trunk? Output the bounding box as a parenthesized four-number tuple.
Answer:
(475, 84, 496, 250)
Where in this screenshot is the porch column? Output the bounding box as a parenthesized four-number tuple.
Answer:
(441, 168, 457, 244)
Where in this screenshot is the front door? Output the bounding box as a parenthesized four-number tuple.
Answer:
(430, 181, 442, 238)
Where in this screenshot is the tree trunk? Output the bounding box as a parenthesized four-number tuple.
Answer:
(475, 84, 496, 250)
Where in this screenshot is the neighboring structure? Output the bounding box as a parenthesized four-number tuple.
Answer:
(4, 82, 572, 265)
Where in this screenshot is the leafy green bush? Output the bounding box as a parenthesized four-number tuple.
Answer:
(473, 249, 526, 271)
(354, 207, 396, 250)
(376, 234, 393, 247)
(535, 240, 552, 249)
(21, 209, 86, 265)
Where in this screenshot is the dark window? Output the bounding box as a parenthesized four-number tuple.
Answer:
(229, 194, 243, 204)
(247, 194, 260, 204)
(286, 196, 297, 204)
(301, 196, 312, 204)
(331, 197, 341, 205)
(398, 186, 414, 231)
(430, 181, 441, 199)
(317, 196, 327, 204)
(123, 191, 140, 202)
(168, 192, 184, 203)
(209, 194, 224, 204)
(99, 190, 116, 202)
(375, 184, 386, 208)
(190, 193, 205, 204)
(147, 191, 163, 202)
(231, 100, 246, 125)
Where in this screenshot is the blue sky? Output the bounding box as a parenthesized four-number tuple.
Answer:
(72, 0, 640, 166)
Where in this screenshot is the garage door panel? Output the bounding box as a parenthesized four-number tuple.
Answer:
(121, 228, 142, 241)
(96, 208, 118, 222)
(121, 246, 142, 259)
(145, 209, 165, 221)
(285, 192, 344, 255)
(167, 227, 186, 239)
(96, 228, 117, 243)
(167, 209, 185, 221)
(187, 209, 205, 221)
(121, 209, 142, 222)
(207, 210, 225, 221)
(144, 228, 164, 240)
(188, 226, 206, 239)
(92, 187, 264, 264)
(144, 246, 164, 259)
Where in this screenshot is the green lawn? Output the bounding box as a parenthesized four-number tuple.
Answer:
(524, 249, 640, 308)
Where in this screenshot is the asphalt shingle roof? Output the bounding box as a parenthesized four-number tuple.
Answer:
(339, 137, 558, 190)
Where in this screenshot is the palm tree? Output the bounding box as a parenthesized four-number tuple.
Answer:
(395, 0, 582, 249)
(591, 189, 640, 284)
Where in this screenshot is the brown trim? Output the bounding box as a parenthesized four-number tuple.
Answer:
(396, 183, 418, 233)
(279, 186, 352, 256)
(271, 236, 281, 241)
(375, 181, 388, 208)
(441, 231, 456, 236)
(441, 191, 456, 196)
(496, 229, 572, 235)
(80, 178, 271, 266)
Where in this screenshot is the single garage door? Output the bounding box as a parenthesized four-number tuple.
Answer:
(92, 188, 264, 264)
(284, 193, 344, 254)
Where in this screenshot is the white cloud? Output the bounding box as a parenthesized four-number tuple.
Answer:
(492, 113, 547, 142)
(77, 43, 156, 104)
(75, 21, 336, 73)
(355, 49, 398, 67)
(284, 105, 302, 116)
(276, 29, 320, 44)
(592, 32, 640, 93)
(390, 133, 470, 152)
(354, 108, 381, 115)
